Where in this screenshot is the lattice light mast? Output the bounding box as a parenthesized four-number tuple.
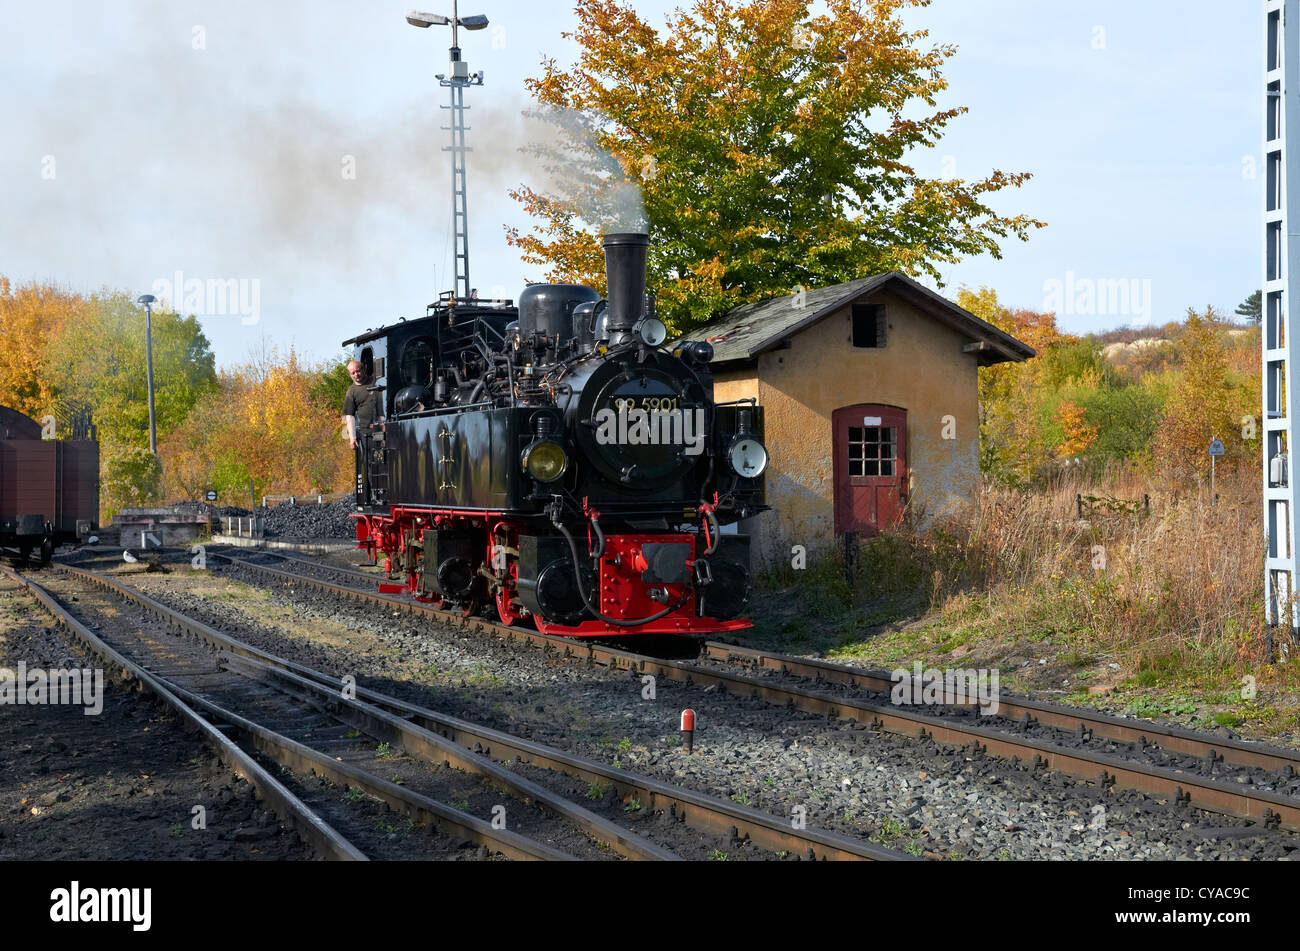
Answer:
(406, 4, 489, 301)
(1264, 1, 1300, 651)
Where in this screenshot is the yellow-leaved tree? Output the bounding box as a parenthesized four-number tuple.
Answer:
(1152, 307, 1246, 482)
(1055, 400, 1099, 457)
(509, 0, 1044, 333)
(0, 277, 94, 421)
(159, 349, 352, 503)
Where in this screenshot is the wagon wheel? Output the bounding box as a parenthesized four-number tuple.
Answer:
(39, 537, 54, 565)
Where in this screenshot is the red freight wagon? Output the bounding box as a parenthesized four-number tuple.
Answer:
(0, 406, 99, 562)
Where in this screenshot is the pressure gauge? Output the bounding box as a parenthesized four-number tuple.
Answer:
(727, 435, 768, 478)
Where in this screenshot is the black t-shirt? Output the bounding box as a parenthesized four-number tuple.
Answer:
(343, 383, 381, 430)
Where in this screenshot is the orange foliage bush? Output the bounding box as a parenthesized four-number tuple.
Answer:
(160, 348, 351, 503)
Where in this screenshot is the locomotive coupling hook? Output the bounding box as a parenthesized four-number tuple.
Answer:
(692, 558, 713, 587)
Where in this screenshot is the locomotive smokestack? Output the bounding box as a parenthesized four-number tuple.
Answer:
(602, 232, 649, 344)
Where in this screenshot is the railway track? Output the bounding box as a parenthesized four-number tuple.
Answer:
(23, 559, 908, 861)
(190, 546, 1300, 836)
(8, 566, 628, 860)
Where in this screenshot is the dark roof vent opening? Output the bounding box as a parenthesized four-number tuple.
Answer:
(852, 303, 885, 349)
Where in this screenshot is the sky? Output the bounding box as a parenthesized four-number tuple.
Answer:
(0, 0, 1262, 369)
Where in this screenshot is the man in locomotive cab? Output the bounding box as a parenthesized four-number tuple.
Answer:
(342, 359, 382, 450)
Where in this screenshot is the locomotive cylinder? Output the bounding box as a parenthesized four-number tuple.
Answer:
(601, 233, 649, 345)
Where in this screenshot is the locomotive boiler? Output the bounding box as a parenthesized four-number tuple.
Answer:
(346, 233, 767, 636)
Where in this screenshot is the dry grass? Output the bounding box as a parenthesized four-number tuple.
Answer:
(920, 466, 1267, 671)
(751, 464, 1300, 737)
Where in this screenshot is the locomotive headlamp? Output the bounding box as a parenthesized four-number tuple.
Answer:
(672, 340, 713, 365)
(522, 440, 568, 482)
(635, 317, 668, 347)
(726, 434, 768, 478)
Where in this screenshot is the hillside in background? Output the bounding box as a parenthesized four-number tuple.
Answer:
(957, 288, 1261, 487)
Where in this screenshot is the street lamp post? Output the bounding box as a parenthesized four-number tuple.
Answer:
(136, 294, 158, 455)
(406, 4, 489, 301)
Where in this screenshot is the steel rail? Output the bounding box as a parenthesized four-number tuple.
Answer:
(701, 641, 1300, 776)
(2, 567, 368, 861)
(204, 553, 1300, 832)
(252, 550, 1300, 778)
(56, 558, 909, 860)
(48, 562, 675, 861)
(220, 651, 678, 861)
(161, 673, 574, 862)
(220, 650, 904, 861)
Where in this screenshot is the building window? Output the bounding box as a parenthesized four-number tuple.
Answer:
(848, 425, 896, 477)
(852, 303, 886, 348)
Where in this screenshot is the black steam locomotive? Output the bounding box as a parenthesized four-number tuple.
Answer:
(345, 233, 767, 636)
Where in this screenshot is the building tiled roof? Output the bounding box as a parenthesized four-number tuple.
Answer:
(681, 271, 1035, 366)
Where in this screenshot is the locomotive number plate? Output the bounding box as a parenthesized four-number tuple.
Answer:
(614, 396, 679, 412)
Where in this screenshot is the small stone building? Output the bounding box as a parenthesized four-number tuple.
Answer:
(684, 273, 1034, 568)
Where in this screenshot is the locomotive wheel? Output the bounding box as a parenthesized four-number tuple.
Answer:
(492, 546, 525, 626)
(494, 586, 524, 626)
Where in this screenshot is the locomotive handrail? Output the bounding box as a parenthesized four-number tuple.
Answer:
(391, 400, 496, 421)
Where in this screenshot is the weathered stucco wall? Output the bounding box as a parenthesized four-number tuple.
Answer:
(731, 289, 981, 568)
(711, 368, 759, 406)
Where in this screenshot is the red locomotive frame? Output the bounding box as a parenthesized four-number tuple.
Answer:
(351, 504, 752, 636)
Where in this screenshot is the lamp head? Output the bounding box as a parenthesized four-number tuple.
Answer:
(406, 10, 450, 27)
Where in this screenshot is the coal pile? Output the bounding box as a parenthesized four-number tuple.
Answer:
(259, 498, 356, 539)
(170, 500, 252, 518)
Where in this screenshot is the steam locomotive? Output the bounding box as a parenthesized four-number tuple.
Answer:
(345, 233, 768, 636)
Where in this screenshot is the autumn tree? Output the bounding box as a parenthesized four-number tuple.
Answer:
(1055, 399, 1099, 457)
(46, 293, 217, 516)
(1152, 308, 1240, 482)
(0, 277, 94, 421)
(159, 350, 352, 504)
(47, 293, 217, 449)
(509, 0, 1044, 332)
(956, 287, 1076, 482)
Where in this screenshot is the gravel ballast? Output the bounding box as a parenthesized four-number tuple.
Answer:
(58, 548, 1300, 861)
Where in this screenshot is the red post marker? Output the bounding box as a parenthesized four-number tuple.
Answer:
(680, 708, 696, 754)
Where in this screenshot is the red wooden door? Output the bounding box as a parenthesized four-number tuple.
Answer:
(832, 405, 907, 537)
